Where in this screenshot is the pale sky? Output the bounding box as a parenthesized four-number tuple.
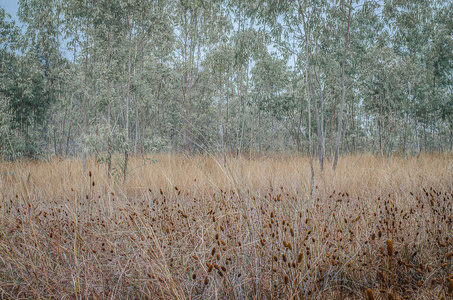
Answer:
(1, 0, 20, 22)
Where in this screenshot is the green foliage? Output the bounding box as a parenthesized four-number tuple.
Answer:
(1, 0, 453, 161)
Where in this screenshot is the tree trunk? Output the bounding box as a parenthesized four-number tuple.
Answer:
(313, 66, 325, 172)
(219, 73, 227, 167)
(379, 95, 383, 156)
(66, 93, 73, 156)
(106, 28, 112, 177)
(134, 97, 139, 155)
(124, 7, 135, 183)
(302, 14, 314, 204)
(183, 10, 188, 157)
(329, 72, 337, 158)
(410, 83, 420, 155)
(240, 56, 250, 154)
(450, 129, 453, 152)
(351, 98, 355, 153)
(423, 122, 427, 153)
(235, 8, 242, 156)
(258, 97, 261, 156)
(83, 21, 89, 173)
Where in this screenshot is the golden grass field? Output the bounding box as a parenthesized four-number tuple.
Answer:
(0, 153, 452, 299)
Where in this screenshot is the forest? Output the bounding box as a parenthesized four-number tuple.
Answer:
(1, 1, 453, 299)
(1, 0, 452, 164)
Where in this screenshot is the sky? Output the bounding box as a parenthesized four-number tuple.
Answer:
(1, 0, 20, 23)
(1, 0, 75, 58)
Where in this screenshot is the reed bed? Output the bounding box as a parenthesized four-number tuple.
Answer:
(0, 153, 452, 299)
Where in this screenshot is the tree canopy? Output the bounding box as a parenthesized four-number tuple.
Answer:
(1, 0, 452, 162)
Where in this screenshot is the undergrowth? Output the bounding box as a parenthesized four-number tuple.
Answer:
(0, 153, 452, 299)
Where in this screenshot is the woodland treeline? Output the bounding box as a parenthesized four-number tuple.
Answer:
(1, 0, 453, 166)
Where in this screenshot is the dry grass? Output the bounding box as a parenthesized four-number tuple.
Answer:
(0, 153, 452, 299)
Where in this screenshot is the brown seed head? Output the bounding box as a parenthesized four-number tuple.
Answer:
(365, 288, 374, 300)
(387, 239, 393, 256)
(297, 252, 303, 263)
(448, 278, 453, 293)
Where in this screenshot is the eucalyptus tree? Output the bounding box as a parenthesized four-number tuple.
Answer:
(250, 50, 289, 154)
(134, 0, 174, 154)
(435, 2, 453, 150)
(68, 0, 129, 173)
(247, 0, 358, 170)
(426, 1, 453, 151)
(18, 0, 69, 157)
(302, 4, 327, 171)
(62, 0, 96, 170)
(382, 0, 453, 153)
(228, 0, 273, 155)
(173, 0, 231, 155)
(330, 0, 354, 170)
(2, 4, 66, 159)
(0, 8, 23, 158)
(230, 0, 250, 155)
(231, 23, 267, 154)
(203, 43, 235, 162)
